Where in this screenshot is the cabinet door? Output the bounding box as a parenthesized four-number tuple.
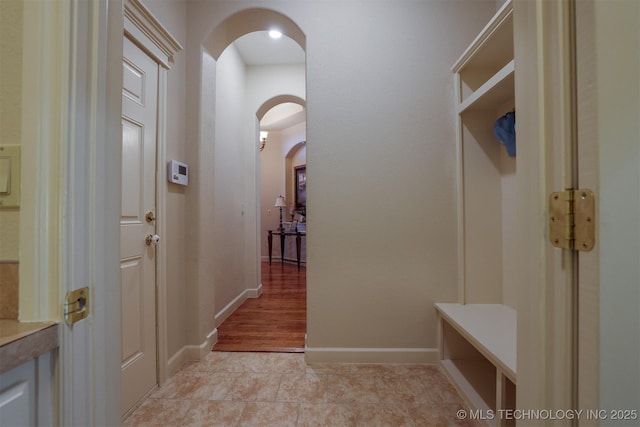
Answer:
(0, 354, 54, 427)
(0, 364, 33, 427)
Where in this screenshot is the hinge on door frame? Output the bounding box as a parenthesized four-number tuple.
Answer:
(549, 189, 595, 251)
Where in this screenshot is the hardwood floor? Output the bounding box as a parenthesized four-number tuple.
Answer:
(213, 262, 306, 353)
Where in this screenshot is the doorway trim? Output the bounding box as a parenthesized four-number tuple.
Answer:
(123, 0, 182, 387)
(514, 0, 577, 413)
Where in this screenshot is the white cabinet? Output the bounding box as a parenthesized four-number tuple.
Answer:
(0, 322, 57, 427)
(0, 352, 54, 427)
(436, 1, 517, 425)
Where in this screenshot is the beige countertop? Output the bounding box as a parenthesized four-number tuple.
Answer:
(0, 319, 58, 374)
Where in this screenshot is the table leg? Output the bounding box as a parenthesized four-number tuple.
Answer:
(268, 231, 273, 265)
(296, 233, 301, 271)
(280, 233, 285, 265)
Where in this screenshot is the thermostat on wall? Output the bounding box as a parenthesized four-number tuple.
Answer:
(167, 160, 188, 185)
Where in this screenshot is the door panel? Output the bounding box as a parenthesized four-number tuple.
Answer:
(121, 257, 144, 366)
(121, 119, 144, 221)
(576, 0, 640, 422)
(575, 0, 599, 417)
(120, 36, 159, 416)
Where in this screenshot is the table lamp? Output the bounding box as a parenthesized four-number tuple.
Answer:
(275, 196, 286, 231)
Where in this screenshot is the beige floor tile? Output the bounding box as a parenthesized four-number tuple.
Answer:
(327, 374, 380, 403)
(182, 400, 245, 427)
(347, 363, 410, 377)
(207, 351, 270, 373)
(387, 363, 446, 379)
(409, 403, 483, 427)
(237, 401, 299, 426)
(375, 375, 431, 404)
(186, 372, 239, 401)
(263, 352, 309, 374)
(181, 352, 233, 373)
(124, 352, 475, 426)
(422, 379, 467, 406)
(151, 371, 237, 401)
(276, 372, 329, 403)
(297, 403, 358, 427)
(352, 402, 414, 427)
(150, 370, 198, 399)
(122, 398, 192, 427)
(306, 362, 354, 376)
(225, 372, 283, 401)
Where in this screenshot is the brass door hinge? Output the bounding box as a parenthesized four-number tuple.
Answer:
(64, 287, 89, 325)
(549, 189, 595, 251)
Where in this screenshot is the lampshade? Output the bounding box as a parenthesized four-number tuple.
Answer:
(275, 196, 286, 207)
(260, 131, 269, 140)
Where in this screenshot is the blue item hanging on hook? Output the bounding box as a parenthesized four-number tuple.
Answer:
(494, 111, 516, 157)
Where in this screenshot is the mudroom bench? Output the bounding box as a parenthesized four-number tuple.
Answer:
(435, 303, 516, 427)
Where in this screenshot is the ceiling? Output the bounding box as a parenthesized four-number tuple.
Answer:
(234, 31, 305, 65)
(233, 31, 306, 132)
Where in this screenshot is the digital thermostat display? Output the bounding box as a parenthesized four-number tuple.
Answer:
(167, 160, 188, 186)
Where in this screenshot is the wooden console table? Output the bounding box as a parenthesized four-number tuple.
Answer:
(268, 229, 306, 271)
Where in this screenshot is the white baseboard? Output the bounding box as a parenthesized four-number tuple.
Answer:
(248, 282, 263, 298)
(304, 346, 439, 364)
(166, 328, 217, 377)
(215, 283, 263, 327)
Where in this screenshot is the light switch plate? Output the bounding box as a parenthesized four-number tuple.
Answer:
(0, 145, 20, 208)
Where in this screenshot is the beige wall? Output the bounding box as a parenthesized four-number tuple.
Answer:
(185, 0, 497, 362)
(303, 1, 494, 358)
(213, 43, 249, 314)
(0, 0, 22, 261)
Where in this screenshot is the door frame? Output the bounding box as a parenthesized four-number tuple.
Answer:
(48, 0, 180, 423)
(575, 0, 640, 419)
(123, 0, 182, 388)
(32, 0, 125, 424)
(514, 0, 578, 418)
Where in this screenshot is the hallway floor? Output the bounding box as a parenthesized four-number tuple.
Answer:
(123, 351, 478, 426)
(214, 262, 306, 352)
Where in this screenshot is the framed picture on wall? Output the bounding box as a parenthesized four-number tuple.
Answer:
(295, 165, 306, 209)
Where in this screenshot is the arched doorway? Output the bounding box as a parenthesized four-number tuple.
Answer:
(190, 10, 307, 353)
(257, 96, 306, 267)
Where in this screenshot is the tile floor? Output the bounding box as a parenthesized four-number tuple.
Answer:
(123, 351, 479, 427)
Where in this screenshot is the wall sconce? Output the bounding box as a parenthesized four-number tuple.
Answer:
(275, 195, 286, 231)
(259, 131, 269, 152)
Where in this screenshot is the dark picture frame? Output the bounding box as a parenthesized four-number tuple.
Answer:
(294, 165, 306, 209)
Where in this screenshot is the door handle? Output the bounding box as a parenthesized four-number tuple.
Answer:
(145, 234, 160, 246)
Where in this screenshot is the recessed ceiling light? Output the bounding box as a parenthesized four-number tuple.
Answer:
(269, 30, 283, 39)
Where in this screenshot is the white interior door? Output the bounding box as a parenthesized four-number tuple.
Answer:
(576, 0, 640, 421)
(120, 36, 159, 416)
